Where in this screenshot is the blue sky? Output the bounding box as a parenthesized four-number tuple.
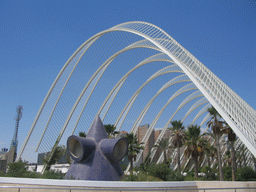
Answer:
(0, 0, 255, 156)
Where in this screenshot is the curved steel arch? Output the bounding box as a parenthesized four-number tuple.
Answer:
(129, 74, 191, 134)
(111, 22, 256, 156)
(69, 40, 183, 136)
(17, 21, 256, 165)
(158, 110, 212, 167)
(115, 66, 183, 131)
(181, 98, 209, 122)
(191, 103, 211, 125)
(136, 83, 198, 134)
(97, 53, 175, 121)
(62, 43, 162, 138)
(146, 91, 204, 163)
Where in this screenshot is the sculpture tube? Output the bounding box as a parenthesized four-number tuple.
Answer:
(100, 137, 128, 163)
(67, 135, 96, 163)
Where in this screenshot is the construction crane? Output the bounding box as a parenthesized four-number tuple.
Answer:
(10, 105, 23, 161)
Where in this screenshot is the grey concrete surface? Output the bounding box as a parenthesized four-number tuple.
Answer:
(1, 177, 256, 192)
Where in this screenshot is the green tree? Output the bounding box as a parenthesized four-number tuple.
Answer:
(222, 166, 232, 181)
(184, 124, 206, 178)
(104, 124, 119, 138)
(236, 143, 247, 168)
(42, 170, 64, 179)
(138, 151, 152, 172)
(43, 145, 65, 171)
(169, 120, 185, 173)
(6, 160, 29, 177)
(154, 138, 171, 165)
(236, 166, 256, 181)
(147, 163, 171, 181)
(203, 140, 217, 167)
(78, 131, 86, 137)
(207, 106, 224, 181)
(223, 150, 232, 166)
(223, 123, 237, 181)
(201, 165, 217, 180)
(204, 130, 217, 166)
(124, 133, 144, 176)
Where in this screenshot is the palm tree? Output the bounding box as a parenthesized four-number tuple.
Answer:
(104, 124, 119, 138)
(43, 145, 65, 171)
(154, 138, 171, 165)
(223, 123, 237, 181)
(202, 139, 217, 167)
(223, 150, 232, 166)
(79, 132, 86, 137)
(169, 120, 185, 173)
(203, 130, 218, 167)
(236, 143, 247, 168)
(184, 124, 206, 178)
(207, 106, 224, 181)
(124, 133, 144, 176)
(139, 151, 152, 171)
(209, 145, 217, 166)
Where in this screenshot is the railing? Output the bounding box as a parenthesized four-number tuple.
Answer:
(1, 186, 256, 192)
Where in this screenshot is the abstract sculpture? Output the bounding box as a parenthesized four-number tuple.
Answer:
(65, 115, 128, 180)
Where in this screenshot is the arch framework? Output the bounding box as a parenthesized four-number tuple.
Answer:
(17, 22, 256, 169)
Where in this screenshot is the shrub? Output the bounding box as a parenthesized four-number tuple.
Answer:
(236, 167, 256, 181)
(201, 166, 217, 180)
(182, 169, 197, 181)
(41, 170, 64, 179)
(3, 160, 65, 179)
(123, 174, 138, 181)
(147, 163, 171, 181)
(122, 171, 163, 181)
(0, 171, 7, 177)
(223, 166, 232, 181)
(26, 171, 42, 178)
(184, 174, 196, 181)
(166, 170, 185, 181)
(6, 160, 29, 177)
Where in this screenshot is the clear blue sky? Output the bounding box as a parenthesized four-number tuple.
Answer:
(0, 0, 255, 154)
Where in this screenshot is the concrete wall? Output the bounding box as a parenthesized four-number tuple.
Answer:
(0, 177, 256, 192)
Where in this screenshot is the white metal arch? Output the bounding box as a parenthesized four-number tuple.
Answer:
(111, 22, 256, 156)
(130, 74, 191, 134)
(61, 43, 162, 138)
(131, 83, 197, 133)
(146, 91, 204, 163)
(191, 103, 211, 125)
(17, 21, 256, 165)
(158, 112, 212, 167)
(97, 53, 174, 121)
(17, 36, 102, 158)
(115, 70, 184, 131)
(181, 98, 209, 122)
(154, 94, 210, 165)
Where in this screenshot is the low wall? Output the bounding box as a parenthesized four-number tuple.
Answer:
(0, 177, 256, 192)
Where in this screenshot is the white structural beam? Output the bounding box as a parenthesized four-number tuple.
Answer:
(112, 22, 256, 156)
(148, 91, 203, 164)
(97, 53, 174, 121)
(18, 21, 256, 168)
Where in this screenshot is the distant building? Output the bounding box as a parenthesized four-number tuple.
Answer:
(119, 130, 128, 137)
(0, 147, 16, 172)
(37, 151, 70, 165)
(153, 128, 174, 162)
(137, 124, 155, 162)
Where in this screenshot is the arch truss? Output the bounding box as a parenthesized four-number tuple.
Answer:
(17, 22, 256, 169)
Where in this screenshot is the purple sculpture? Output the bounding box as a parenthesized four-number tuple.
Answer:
(65, 115, 128, 180)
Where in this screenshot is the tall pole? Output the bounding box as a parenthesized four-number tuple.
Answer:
(10, 105, 23, 162)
